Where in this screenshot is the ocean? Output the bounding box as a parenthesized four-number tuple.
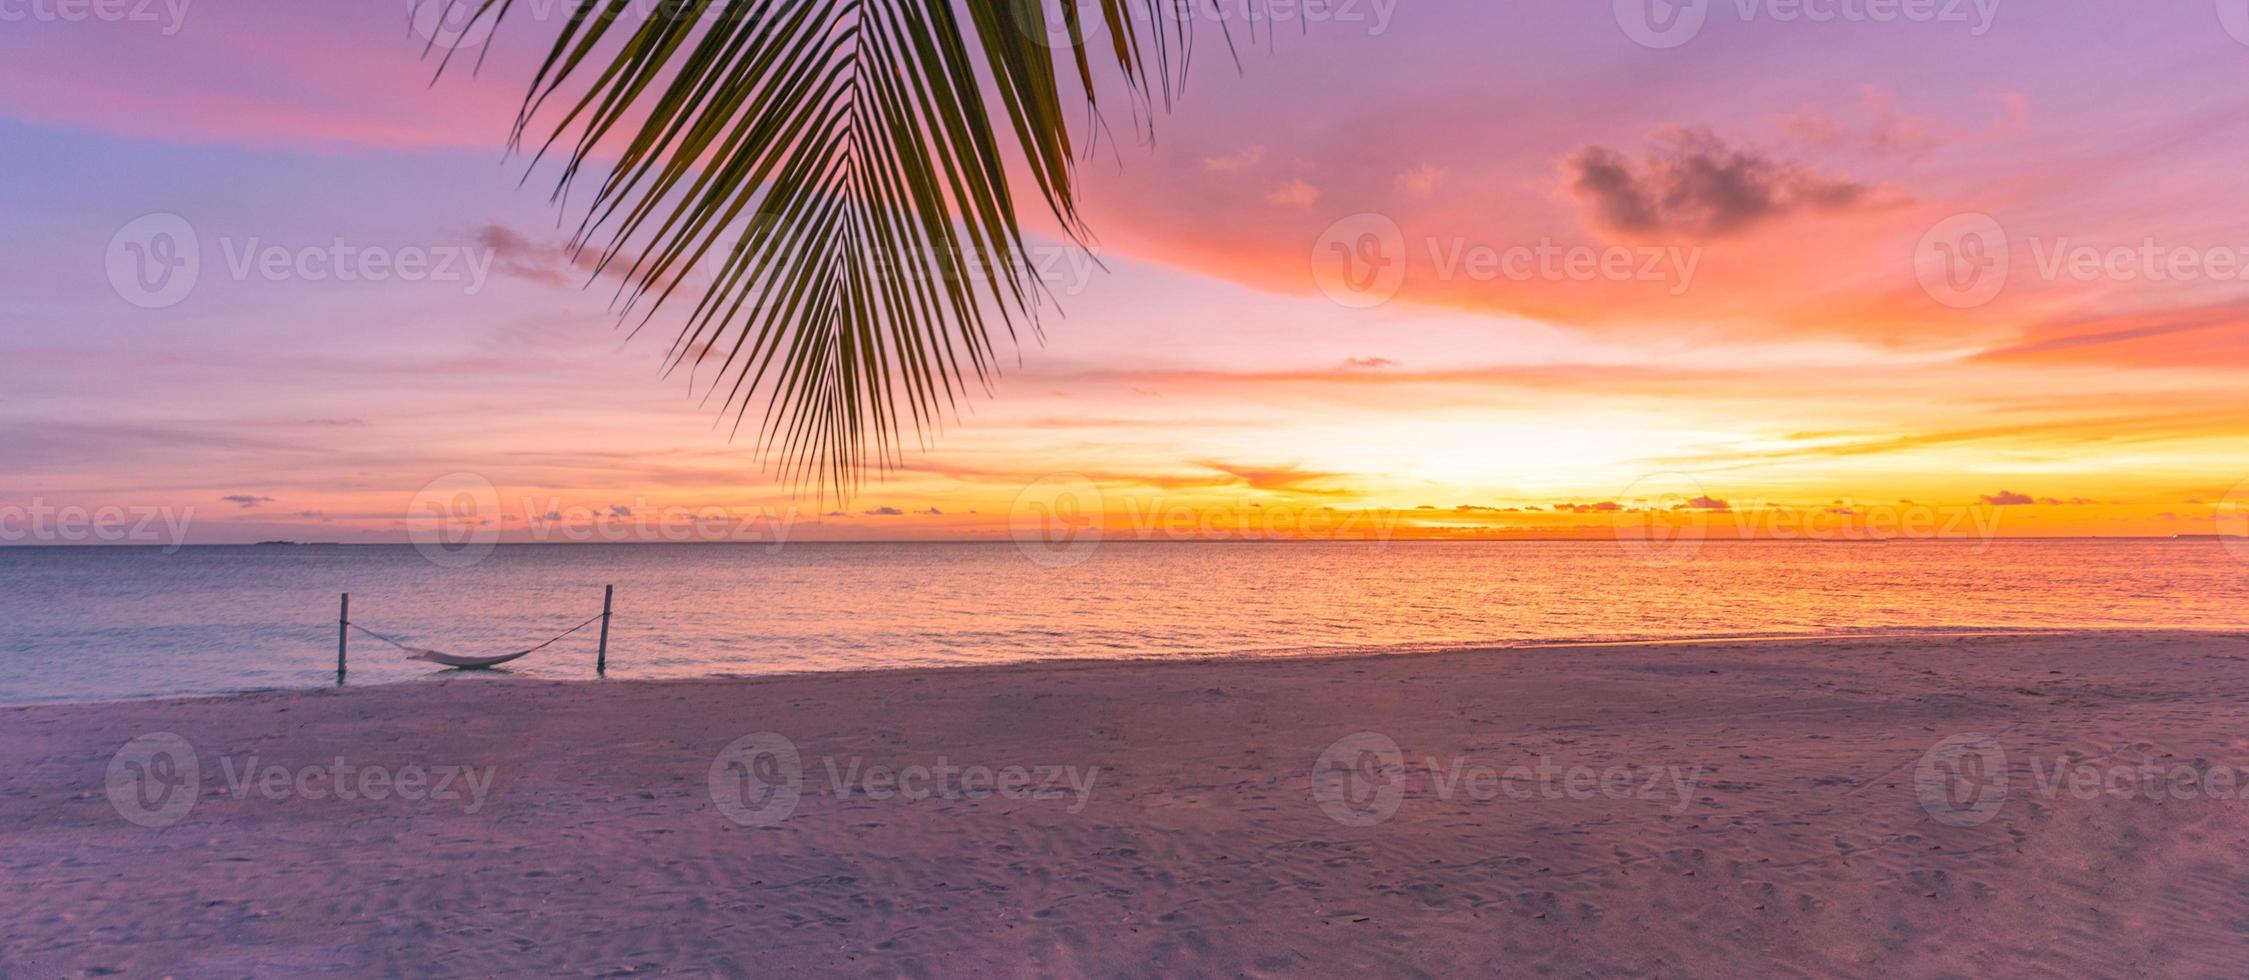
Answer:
(2, 539, 2244, 704)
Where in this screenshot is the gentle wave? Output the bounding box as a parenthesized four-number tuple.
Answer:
(2, 540, 2245, 704)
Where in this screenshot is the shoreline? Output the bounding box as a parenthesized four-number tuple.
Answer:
(12, 624, 2244, 712)
(5, 536, 2240, 549)
(9, 629, 2249, 974)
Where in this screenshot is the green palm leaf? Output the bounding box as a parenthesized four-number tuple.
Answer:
(429, 0, 1242, 496)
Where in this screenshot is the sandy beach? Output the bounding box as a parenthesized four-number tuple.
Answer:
(6, 630, 2249, 977)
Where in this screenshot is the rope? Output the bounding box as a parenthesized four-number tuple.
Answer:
(347, 611, 606, 660)
(345, 622, 419, 651)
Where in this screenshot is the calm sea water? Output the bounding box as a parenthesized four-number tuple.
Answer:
(1, 540, 2244, 705)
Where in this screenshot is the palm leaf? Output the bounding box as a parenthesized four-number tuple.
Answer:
(426, 0, 1249, 496)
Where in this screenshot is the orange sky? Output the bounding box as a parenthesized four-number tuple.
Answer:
(4, 2, 2249, 545)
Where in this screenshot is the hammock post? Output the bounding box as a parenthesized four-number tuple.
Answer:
(337, 593, 349, 685)
(597, 585, 613, 676)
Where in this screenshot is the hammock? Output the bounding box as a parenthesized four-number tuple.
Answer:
(405, 647, 535, 669)
(347, 613, 605, 670)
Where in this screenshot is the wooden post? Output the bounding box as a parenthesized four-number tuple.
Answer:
(337, 593, 349, 685)
(597, 585, 613, 675)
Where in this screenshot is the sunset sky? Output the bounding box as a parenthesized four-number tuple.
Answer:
(6, 1, 2249, 543)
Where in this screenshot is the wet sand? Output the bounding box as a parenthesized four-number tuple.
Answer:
(5, 630, 2248, 976)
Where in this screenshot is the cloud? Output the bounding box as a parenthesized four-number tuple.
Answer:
(1203, 146, 1265, 173)
(1554, 501, 1623, 513)
(1266, 180, 1322, 208)
(1972, 298, 2249, 365)
(221, 494, 275, 508)
(475, 223, 628, 288)
(1195, 460, 1350, 495)
(1341, 357, 1398, 370)
(863, 507, 905, 516)
(1783, 87, 2029, 159)
(919, 507, 943, 516)
(2037, 496, 2095, 506)
(1395, 164, 1449, 199)
(1980, 491, 2036, 506)
(1676, 496, 1731, 511)
(1783, 87, 1941, 158)
(1565, 127, 1892, 239)
(477, 224, 573, 287)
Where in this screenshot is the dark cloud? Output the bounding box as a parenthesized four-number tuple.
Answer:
(476, 224, 574, 287)
(608, 505, 633, 518)
(1980, 491, 2036, 506)
(1675, 495, 1731, 511)
(863, 507, 905, 516)
(475, 223, 627, 287)
(474, 220, 602, 285)
(1342, 357, 1398, 370)
(221, 494, 275, 508)
(1554, 501, 1623, 513)
(1565, 127, 1890, 239)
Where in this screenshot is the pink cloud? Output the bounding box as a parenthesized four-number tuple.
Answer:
(1265, 180, 1322, 208)
(1204, 146, 1266, 173)
(1395, 164, 1448, 199)
(1782, 87, 2031, 159)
